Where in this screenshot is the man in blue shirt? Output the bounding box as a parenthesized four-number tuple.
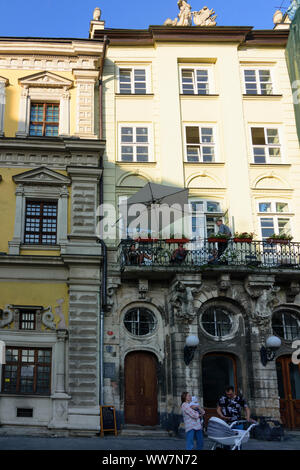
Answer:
(216, 219, 231, 260)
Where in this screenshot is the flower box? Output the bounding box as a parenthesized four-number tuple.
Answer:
(234, 238, 253, 243)
(135, 238, 158, 242)
(267, 238, 290, 245)
(165, 238, 190, 243)
(207, 238, 228, 243)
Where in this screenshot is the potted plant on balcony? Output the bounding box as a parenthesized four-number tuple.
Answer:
(233, 232, 255, 243)
(266, 233, 293, 245)
(207, 233, 231, 243)
(165, 234, 190, 243)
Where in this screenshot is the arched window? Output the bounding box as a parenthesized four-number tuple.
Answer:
(124, 308, 157, 336)
(201, 306, 233, 338)
(272, 310, 300, 341)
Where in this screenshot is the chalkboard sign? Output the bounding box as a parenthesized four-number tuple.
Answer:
(100, 406, 117, 437)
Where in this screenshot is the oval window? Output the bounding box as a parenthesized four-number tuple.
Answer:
(272, 311, 300, 341)
(201, 306, 233, 338)
(124, 308, 157, 336)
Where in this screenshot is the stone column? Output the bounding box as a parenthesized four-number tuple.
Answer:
(0, 78, 8, 137)
(245, 275, 281, 419)
(59, 89, 70, 136)
(16, 87, 30, 137)
(8, 184, 25, 255)
(48, 329, 71, 430)
(57, 185, 69, 249)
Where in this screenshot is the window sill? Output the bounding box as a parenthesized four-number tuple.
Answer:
(250, 163, 291, 167)
(21, 244, 60, 251)
(243, 94, 283, 100)
(184, 161, 225, 165)
(115, 93, 154, 98)
(180, 94, 219, 98)
(117, 161, 156, 165)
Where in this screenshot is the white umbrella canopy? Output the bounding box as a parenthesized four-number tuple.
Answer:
(119, 183, 190, 238)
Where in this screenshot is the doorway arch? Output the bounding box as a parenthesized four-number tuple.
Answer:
(202, 353, 238, 421)
(124, 351, 158, 426)
(276, 355, 300, 429)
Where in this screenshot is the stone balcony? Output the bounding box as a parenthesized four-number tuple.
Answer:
(118, 238, 300, 280)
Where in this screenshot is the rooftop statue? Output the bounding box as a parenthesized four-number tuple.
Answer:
(164, 1, 217, 27)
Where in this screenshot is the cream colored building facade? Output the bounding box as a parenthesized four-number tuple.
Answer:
(93, 13, 300, 432)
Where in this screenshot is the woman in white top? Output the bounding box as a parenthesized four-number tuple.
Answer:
(181, 391, 205, 450)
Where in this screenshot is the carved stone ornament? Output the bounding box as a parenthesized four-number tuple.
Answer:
(0, 305, 14, 328)
(286, 282, 300, 303)
(164, 1, 217, 27)
(170, 281, 200, 324)
(42, 306, 56, 330)
(106, 280, 121, 312)
(252, 287, 280, 327)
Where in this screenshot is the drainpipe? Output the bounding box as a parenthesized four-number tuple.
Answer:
(98, 35, 109, 407)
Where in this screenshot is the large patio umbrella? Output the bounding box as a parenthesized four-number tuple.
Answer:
(119, 182, 189, 238)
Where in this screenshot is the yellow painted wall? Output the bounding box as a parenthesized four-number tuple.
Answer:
(102, 40, 300, 244)
(0, 281, 69, 328)
(0, 167, 69, 253)
(2, 70, 76, 137)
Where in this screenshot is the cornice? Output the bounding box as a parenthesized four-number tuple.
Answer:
(93, 26, 289, 48)
(0, 137, 105, 153)
(0, 39, 104, 56)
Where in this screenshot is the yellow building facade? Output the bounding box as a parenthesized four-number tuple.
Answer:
(0, 37, 105, 434)
(92, 10, 300, 432)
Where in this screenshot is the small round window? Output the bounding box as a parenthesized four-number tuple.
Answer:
(272, 311, 300, 341)
(124, 308, 157, 336)
(201, 306, 233, 338)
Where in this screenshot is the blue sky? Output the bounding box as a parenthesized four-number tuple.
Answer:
(0, 0, 292, 38)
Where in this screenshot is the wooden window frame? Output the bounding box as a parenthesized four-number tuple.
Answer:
(19, 309, 36, 331)
(184, 124, 216, 163)
(180, 67, 212, 95)
(250, 126, 282, 164)
(118, 66, 150, 94)
(24, 200, 58, 245)
(1, 347, 52, 396)
(243, 68, 274, 95)
(119, 124, 152, 162)
(29, 102, 59, 137)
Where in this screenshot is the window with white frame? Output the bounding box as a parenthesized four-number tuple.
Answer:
(190, 199, 222, 239)
(251, 127, 281, 163)
(258, 201, 292, 239)
(180, 68, 211, 95)
(185, 126, 215, 162)
(119, 125, 151, 162)
(118, 66, 150, 94)
(244, 69, 273, 95)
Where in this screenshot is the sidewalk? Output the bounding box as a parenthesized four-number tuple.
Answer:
(0, 431, 299, 450)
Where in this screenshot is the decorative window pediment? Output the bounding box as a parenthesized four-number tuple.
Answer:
(13, 166, 71, 186)
(17, 72, 72, 138)
(19, 71, 73, 89)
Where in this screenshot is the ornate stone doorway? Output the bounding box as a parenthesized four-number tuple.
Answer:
(124, 351, 158, 426)
(276, 355, 300, 429)
(202, 353, 238, 423)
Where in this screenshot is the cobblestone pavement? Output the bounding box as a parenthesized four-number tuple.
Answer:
(0, 432, 299, 450)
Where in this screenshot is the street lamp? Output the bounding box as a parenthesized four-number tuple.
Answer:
(260, 335, 282, 367)
(184, 335, 199, 366)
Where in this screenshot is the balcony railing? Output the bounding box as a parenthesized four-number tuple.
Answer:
(118, 238, 300, 270)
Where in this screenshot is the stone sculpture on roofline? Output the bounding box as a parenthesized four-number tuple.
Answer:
(164, 1, 217, 27)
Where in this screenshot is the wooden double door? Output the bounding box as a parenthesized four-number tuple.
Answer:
(276, 356, 300, 429)
(124, 351, 158, 426)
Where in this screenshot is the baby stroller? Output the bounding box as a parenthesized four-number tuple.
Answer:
(207, 417, 258, 450)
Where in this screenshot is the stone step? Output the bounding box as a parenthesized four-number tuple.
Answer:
(119, 425, 170, 438)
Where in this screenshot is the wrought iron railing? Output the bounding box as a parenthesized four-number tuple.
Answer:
(118, 239, 300, 270)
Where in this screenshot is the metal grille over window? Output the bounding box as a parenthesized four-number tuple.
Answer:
(201, 306, 233, 337)
(29, 103, 59, 137)
(124, 308, 157, 336)
(24, 201, 57, 245)
(19, 309, 36, 330)
(2, 348, 51, 395)
(272, 311, 300, 341)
